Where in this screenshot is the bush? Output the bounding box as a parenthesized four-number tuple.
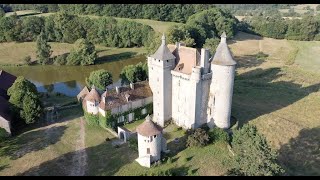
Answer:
(208, 128, 230, 143)
(128, 138, 138, 151)
(186, 128, 210, 147)
(167, 157, 173, 164)
(54, 54, 68, 65)
(23, 55, 32, 65)
(256, 51, 269, 60)
(0, 128, 9, 141)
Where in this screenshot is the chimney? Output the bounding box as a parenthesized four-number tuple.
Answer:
(221, 31, 227, 43)
(116, 86, 120, 94)
(125, 93, 130, 102)
(201, 48, 210, 74)
(130, 82, 134, 90)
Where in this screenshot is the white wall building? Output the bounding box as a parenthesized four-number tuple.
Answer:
(135, 115, 167, 168)
(79, 81, 153, 124)
(148, 32, 236, 129)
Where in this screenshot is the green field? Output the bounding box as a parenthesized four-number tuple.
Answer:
(0, 42, 146, 65)
(5, 10, 180, 34)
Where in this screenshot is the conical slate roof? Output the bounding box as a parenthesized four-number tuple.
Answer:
(150, 34, 176, 61)
(211, 32, 237, 66)
(84, 85, 101, 102)
(136, 115, 163, 137)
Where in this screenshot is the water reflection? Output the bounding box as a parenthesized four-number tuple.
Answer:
(1, 55, 145, 97)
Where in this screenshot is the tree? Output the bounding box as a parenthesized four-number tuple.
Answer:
(203, 38, 220, 55)
(227, 124, 285, 176)
(186, 128, 210, 147)
(120, 64, 137, 84)
(119, 62, 148, 85)
(7, 76, 42, 124)
(85, 69, 113, 90)
(66, 38, 97, 66)
(36, 31, 52, 65)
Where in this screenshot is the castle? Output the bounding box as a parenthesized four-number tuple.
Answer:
(148, 32, 236, 129)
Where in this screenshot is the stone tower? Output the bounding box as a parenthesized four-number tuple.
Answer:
(147, 34, 176, 127)
(207, 32, 237, 129)
(135, 115, 166, 168)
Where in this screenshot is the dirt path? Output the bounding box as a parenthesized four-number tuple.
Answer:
(69, 117, 87, 176)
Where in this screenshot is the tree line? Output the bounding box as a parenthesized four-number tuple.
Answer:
(241, 14, 320, 41)
(0, 11, 154, 48)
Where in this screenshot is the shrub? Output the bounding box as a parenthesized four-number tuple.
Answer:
(0, 128, 9, 141)
(23, 55, 32, 65)
(186, 128, 210, 147)
(54, 54, 68, 65)
(167, 157, 173, 164)
(208, 128, 230, 143)
(128, 138, 138, 151)
(256, 51, 268, 60)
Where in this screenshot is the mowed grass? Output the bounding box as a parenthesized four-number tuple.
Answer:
(0, 42, 146, 65)
(230, 31, 320, 175)
(0, 117, 81, 175)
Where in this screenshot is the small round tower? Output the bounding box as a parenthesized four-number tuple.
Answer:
(136, 115, 163, 168)
(208, 32, 236, 129)
(83, 85, 101, 115)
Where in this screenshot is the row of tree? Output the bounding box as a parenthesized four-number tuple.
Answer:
(36, 31, 97, 66)
(0, 12, 154, 48)
(1, 4, 298, 22)
(242, 14, 320, 41)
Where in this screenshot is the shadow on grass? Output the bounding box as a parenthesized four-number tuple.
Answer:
(0, 125, 67, 160)
(95, 52, 138, 64)
(0, 164, 9, 172)
(232, 67, 320, 127)
(17, 140, 137, 176)
(234, 54, 266, 69)
(278, 127, 320, 176)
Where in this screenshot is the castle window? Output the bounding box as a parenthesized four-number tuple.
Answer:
(158, 60, 160, 62)
(147, 148, 150, 154)
(166, 60, 169, 63)
(154, 135, 157, 138)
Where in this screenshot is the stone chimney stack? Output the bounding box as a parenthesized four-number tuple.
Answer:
(116, 86, 120, 94)
(221, 31, 227, 44)
(201, 48, 210, 74)
(130, 82, 134, 90)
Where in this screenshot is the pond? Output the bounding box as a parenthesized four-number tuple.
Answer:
(1, 55, 146, 97)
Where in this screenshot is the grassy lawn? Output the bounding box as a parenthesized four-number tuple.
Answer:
(41, 93, 78, 107)
(0, 42, 146, 65)
(123, 119, 144, 131)
(5, 10, 42, 17)
(0, 117, 81, 175)
(230, 31, 320, 175)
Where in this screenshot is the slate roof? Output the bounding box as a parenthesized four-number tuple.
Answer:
(0, 96, 11, 122)
(99, 81, 152, 111)
(211, 32, 237, 66)
(0, 70, 17, 100)
(150, 34, 176, 61)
